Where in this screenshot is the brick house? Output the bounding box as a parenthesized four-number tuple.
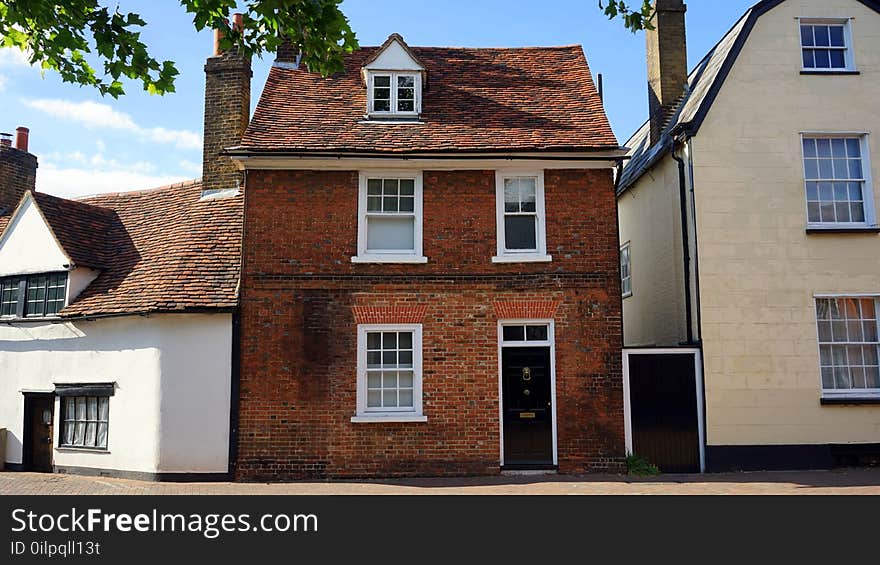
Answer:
(228, 34, 627, 479)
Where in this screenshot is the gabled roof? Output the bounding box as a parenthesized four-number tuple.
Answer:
(362, 33, 426, 70)
(31, 192, 119, 269)
(0, 181, 243, 318)
(237, 43, 618, 154)
(618, 0, 880, 194)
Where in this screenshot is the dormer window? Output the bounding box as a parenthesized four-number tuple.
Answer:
(369, 72, 421, 115)
(0, 272, 67, 318)
(363, 34, 426, 119)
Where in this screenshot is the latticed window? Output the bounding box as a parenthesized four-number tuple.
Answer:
(61, 396, 110, 449)
(0, 272, 67, 318)
(816, 297, 880, 396)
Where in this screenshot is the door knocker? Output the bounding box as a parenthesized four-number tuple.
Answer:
(522, 367, 531, 381)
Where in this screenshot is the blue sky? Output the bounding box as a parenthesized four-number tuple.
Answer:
(0, 0, 756, 198)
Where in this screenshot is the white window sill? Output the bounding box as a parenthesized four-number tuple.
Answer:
(492, 254, 552, 264)
(56, 447, 110, 454)
(351, 255, 428, 264)
(623, 292, 633, 299)
(350, 415, 428, 424)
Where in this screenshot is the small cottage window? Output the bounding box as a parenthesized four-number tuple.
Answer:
(61, 395, 110, 449)
(368, 72, 421, 116)
(0, 272, 67, 318)
(800, 19, 854, 71)
(353, 324, 426, 422)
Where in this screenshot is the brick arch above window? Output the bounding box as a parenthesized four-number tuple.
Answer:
(352, 304, 429, 325)
(493, 300, 561, 320)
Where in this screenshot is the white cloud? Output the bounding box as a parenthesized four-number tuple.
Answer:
(36, 150, 194, 198)
(177, 159, 202, 175)
(24, 98, 201, 150)
(0, 47, 34, 91)
(37, 163, 189, 200)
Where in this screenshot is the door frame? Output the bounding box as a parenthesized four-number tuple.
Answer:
(497, 319, 557, 467)
(21, 391, 56, 472)
(622, 348, 705, 472)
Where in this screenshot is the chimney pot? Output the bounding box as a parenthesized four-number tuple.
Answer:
(232, 13, 244, 32)
(0, 133, 11, 148)
(15, 127, 29, 153)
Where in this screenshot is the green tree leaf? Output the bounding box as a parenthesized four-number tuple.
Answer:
(0, 0, 358, 97)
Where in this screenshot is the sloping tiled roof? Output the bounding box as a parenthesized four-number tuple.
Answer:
(58, 180, 242, 317)
(32, 192, 118, 269)
(0, 180, 242, 318)
(239, 44, 618, 153)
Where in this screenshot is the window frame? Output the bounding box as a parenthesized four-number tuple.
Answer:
(60, 394, 110, 451)
(0, 271, 68, 319)
(620, 241, 633, 298)
(800, 132, 876, 229)
(493, 171, 551, 263)
(353, 171, 426, 264)
(814, 294, 880, 400)
(353, 323, 426, 423)
(798, 18, 856, 72)
(367, 71, 421, 117)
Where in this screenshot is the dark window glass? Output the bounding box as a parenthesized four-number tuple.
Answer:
(526, 325, 548, 341)
(502, 326, 525, 342)
(504, 216, 537, 250)
(0, 278, 20, 316)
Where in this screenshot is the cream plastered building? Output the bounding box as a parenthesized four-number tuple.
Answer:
(619, 0, 880, 470)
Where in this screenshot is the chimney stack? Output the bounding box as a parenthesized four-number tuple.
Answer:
(0, 126, 37, 213)
(646, 0, 688, 146)
(203, 12, 251, 194)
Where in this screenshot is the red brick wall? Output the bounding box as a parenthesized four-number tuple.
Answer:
(237, 168, 624, 479)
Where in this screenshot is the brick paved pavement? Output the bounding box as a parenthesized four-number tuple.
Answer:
(2, 469, 879, 495)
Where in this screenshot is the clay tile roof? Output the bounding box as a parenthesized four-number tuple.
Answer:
(0, 180, 243, 318)
(32, 192, 118, 269)
(239, 44, 618, 154)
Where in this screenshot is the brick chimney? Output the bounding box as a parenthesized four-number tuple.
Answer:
(0, 126, 37, 214)
(202, 13, 252, 193)
(646, 0, 688, 146)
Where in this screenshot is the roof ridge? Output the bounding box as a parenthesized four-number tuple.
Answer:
(75, 178, 202, 201)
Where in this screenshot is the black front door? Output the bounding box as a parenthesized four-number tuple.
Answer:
(24, 394, 55, 472)
(502, 347, 553, 467)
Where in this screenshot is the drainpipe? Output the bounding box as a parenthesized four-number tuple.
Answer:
(671, 143, 694, 345)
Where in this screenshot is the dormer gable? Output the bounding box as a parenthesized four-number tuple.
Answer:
(0, 192, 71, 277)
(362, 34, 426, 118)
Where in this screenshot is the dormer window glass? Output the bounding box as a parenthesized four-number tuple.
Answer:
(0, 272, 67, 318)
(369, 72, 420, 116)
